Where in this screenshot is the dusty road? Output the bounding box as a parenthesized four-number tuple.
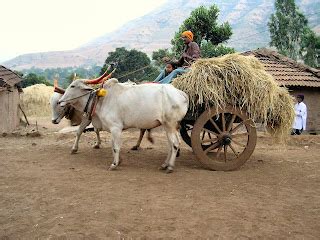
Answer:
(0, 120, 319, 239)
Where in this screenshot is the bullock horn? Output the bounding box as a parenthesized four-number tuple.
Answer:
(85, 65, 111, 84)
(54, 79, 58, 87)
(54, 86, 65, 94)
(101, 68, 117, 83)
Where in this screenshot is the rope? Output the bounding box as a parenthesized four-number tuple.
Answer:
(117, 65, 151, 79)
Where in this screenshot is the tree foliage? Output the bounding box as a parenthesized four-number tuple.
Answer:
(152, 49, 175, 68)
(171, 5, 234, 58)
(268, 0, 308, 60)
(20, 65, 102, 88)
(100, 47, 157, 82)
(200, 41, 235, 58)
(21, 73, 52, 88)
(300, 28, 320, 68)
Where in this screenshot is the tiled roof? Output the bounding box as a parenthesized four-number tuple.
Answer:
(0, 65, 23, 87)
(242, 48, 320, 88)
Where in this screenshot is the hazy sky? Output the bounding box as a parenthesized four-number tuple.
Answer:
(0, 0, 167, 62)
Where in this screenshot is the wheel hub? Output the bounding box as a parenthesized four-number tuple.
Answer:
(220, 134, 232, 145)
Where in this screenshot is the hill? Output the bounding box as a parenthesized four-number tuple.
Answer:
(4, 0, 319, 69)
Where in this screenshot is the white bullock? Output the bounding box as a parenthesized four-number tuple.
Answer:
(50, 85, 154, 153)
(59, 78, 188, 173)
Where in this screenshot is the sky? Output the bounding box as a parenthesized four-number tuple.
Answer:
(0, 0, 167, 63)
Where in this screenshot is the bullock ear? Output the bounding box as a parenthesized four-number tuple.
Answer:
(104, 78, 119, 88)
(83, 86, 93, 91)
(79, 81, 94, 91)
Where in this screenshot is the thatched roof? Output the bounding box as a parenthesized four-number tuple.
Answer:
(0, 65, 23, 89)
(242, 48, 320, 88)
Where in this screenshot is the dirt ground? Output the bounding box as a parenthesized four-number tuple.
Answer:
(0, 118, 319, 240)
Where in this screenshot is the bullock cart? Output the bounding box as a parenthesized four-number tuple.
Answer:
(173, 54, 294, 171)
(179, 105, 257, 171)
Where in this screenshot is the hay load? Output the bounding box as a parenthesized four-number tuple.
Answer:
(172, 53, 295, 140)
(20, 84, 54, 117)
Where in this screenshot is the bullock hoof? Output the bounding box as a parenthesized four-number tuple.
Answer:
(166, 167, 174, 174)
(108, 164, 117, 171)
(93, 145, 100, 149)
(131, 146, 139, 150)
(147, 137, 154, 144)
(71, 149, 78, 154)
(159, 164, 168, 170)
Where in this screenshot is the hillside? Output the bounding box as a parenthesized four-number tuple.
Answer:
(4, 0, 319, 70)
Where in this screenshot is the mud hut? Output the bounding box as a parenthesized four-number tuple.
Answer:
(0, 65, 23, 133)
(242, 48, 320, 132)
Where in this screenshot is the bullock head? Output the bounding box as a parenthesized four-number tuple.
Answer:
(50, 91, 66, 124)
(50, 87, 82, 125)
(58, 80, 93, 107)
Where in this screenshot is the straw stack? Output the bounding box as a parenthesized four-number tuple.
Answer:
(20, 84, 54, 117)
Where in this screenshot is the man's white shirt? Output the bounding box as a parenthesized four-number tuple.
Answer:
(293, 102, 307, 130)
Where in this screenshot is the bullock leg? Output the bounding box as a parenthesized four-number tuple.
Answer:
(108, 127, 122, 170)
(131, 129, 146, 150)
(71, 118, 91, 154)
(93, 128, 102, 149)
(161, 128, 180, 173)
(160, 140, 172, 170)
(146, 129, 154, 144)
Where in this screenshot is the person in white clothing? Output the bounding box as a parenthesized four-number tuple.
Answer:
(291, 94, 307, 135)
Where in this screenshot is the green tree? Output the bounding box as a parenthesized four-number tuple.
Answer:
(200, 41, 235, 58)
(300, 29, 320, 68)
(21, 73, 51, 88)
(100, 47, 156, 82)
(268, 0, 308, 60)
(152, 49, 175, 68)
(65, 72, 84, 87)
(171, 5, 234, 58)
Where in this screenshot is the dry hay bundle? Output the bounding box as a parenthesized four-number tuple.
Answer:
(20, 84, 54, 117)
(172, 53, 295, 140)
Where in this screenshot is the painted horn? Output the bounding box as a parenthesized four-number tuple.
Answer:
(85, 65, 111, 84)
(53, 79, 65, 94)
(54, 86, 65, 94)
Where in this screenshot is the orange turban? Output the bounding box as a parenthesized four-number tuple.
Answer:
(181, 31, 194, 41)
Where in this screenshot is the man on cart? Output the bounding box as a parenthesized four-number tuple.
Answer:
(154, 30, 201, 84)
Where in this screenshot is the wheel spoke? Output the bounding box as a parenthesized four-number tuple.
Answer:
(231, 138, 246, 148)
(227, 114, 237, 132)
(204, 141, 220, 154)
(201, 130, 206, 140)
(223, 145, 228, 162)
(201, 137, 218, 144)
(202, 127, 219, 137)
(232, 133, 249, 138)
(229, 144, 239, 157)
(216, 145, 223, 159)
(209, 118, 222, 134)
(230, 121, 246, 134)
(222, 113, 226, 132)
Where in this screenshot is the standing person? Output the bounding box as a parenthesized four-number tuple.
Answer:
(292, 94, 307, 135)
(154, 30, 200, 84)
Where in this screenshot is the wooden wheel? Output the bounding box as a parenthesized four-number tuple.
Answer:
(191, 106, 257, 171)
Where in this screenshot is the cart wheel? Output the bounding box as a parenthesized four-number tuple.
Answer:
(191, 106, 257, 171)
